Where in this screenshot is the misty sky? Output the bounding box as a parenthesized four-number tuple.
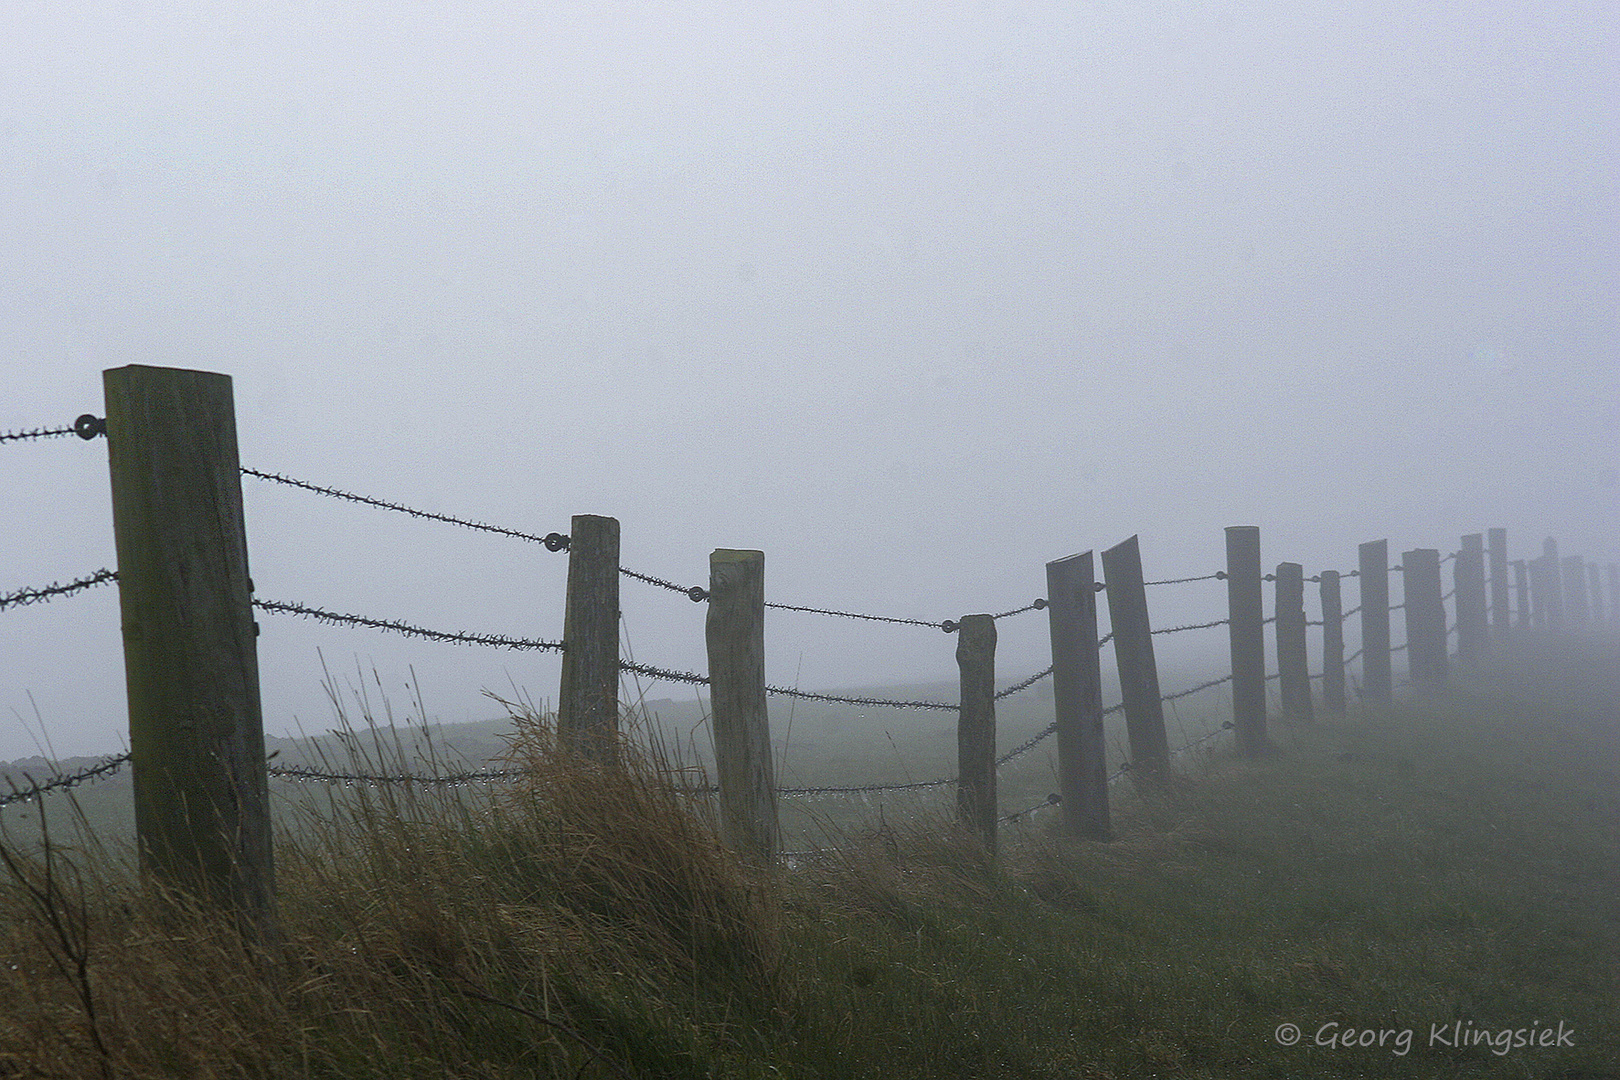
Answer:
(3, 0, 1616, 763)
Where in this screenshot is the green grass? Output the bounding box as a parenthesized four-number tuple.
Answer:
(2, 636, 1617, 1078)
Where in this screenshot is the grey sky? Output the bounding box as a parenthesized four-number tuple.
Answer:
(4, 0, 1616, 762)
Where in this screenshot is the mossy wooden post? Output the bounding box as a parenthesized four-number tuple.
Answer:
(1511, 559, 1529, 629)
(558, 514, 620, 762)
(1455, 533, 1487, 663)
(1046, 552, 1108, 840)
(1402, 548, 1447, 684)
(1102, 535, 1169, 776)
(1226, 527, 1268, 756)
(1357, 540, 1392, 704)
(955, 613, 997, 854)
(103, 364, 276, 942)
(1562, 556, 1589, 625)
(1319, 570, 1345, 714)
(1274, 562, 1313, 723)
(705, 549, 778, 862)
(1487, 528, 1510, 635)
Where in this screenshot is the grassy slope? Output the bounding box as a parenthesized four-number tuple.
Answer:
(1, 637, 1616, 1078)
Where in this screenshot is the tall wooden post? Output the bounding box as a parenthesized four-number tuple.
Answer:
(1358, 540, 1392, 704)
(1563, 556, 1589, 625)
(1226, 527, 1268, 756)
(1046, 552, 1108, 840)
(103, 365, 276, 941)
(1587, 564, 1604, 625)
(558, 514, 620, 762)
(1511, 559, 1529, 629)
(1487, 528, 1509, 636)
(706, 549, 778, 862)
(1102, 535, 1170, 776)
(1275, 562, 1313, 723)
(1319, 570, 1345, 714)
(955, 614, 997, 854)
(1402, 549, 1447, 684)
(1455, 533, 1487, 663)
(1542, 539, 1564, 627)
(1529, 556, 1550, 630)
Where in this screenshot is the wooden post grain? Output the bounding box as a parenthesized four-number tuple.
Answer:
(705, 549, 779, 862)
(103, 364, 276, 941)
(955, 613, 997, 854)
(1102, 535, 1169, 776)
(1226, 527, 1268, 756)
(1455, 533, 1487, 663)
(1319, 570, 1345, 714)
(1402, 548, 1447, 684)
(1275, 562, 1313, 723)
(1358, 540, 1392, 704)
(1487, 528, 1509, 636)
(1046, 552, 1108, 840)
(558, 514, 620, 762)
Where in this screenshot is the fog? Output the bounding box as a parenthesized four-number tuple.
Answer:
(3, 1, 1616, 763)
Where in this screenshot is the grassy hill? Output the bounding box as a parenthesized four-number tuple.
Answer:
(1, 636, 1616, 1078)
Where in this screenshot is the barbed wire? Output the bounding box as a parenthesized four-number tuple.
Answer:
(620, 659, 711, 687)
(1145, 572, 1226, 585)
(1160, 673, 1234, 703)
(994, 666, 1052, 700)
(254, 599, 564, 652)
(1, 569, 118, 612)
(619, 567, 709, 602)
(991, 599, 1047, 620)
(764, 599, 946, 630)
(0, 754, 131, 807)
(1151, 617, 1228, 635)
(268, 762, 534, 786)
(766, 684, 956, 710)
(242, 468, 570, 550)
(0, 425, 76, 444)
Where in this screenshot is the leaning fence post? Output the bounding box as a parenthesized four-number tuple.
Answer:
(1275, 562, 1313, 723)
(103, 364, 276, 942)
(1102, 535, 1170, 776)
(1046, 552, 1109, 840)
(1487, 528, 1509, 636)
(558, 514, 620, 762)
(1226, 526, 1268, 756)
(1357, 540, 1392, 704)
(1319, 570, 1345, 714)
(706, 549, 779, 862)
(1455, 533, 1487, 663)
(955, 613, 997, 854)
(1402, 548, 1447, 684)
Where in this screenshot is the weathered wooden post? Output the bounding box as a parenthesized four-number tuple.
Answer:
(1563, 555, 1589, 625)
(1358, 540, 1392, 704)
(955, 613, 997, 854)
(1319, 570, 1345, 714)
(1455, 533, 1487, 663)
(1487, 528, 1509, 636)
(1275, 562, 1313, 723)
(1046, 552, 1108, 840)
(1102, 535, 1170, 776)
(1511, 559, 1530, 630)
(103, 364, 276, 942)
(1588, 564, 1604, 625)
(1402, 548, 1447, 684)
(1226, 527, 1269, 756)
(705, 549, 779, 862)
(558, 514, 620, 762)
(1542, 539, 1564, 627)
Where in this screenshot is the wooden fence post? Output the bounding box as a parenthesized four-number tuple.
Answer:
(1511, 559, 1529, 630)
(1455, 533, 1487, 663)
(1542, 539, 1563, 627)
(1587, 564, 1604, 625)
(955, 613, 997, 854)
(1529, 555, 1550, 630)
(706, 549, 779, 862)
(1487, 528, 1509, 636)
(103, 364, 276, 942)
(1226, 527, 1269, 756)
(1319, 570, 1345, 714)
(1046, 552, 1108, 840)
(1402, 548, 1447, 684)
(1358, 540, 1392, 704)
(1102, 535, 1170, 776)
(558, 514, 620, 762)
(1563, 555, 1589, 625)
(1275, 562, 1313, 723)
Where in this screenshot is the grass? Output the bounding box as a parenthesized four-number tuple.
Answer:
(1, 635, 1617, 1078)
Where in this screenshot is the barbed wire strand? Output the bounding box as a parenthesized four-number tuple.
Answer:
(254, 599, 564, 652)
(1, 569, 118, 612)
(0, 425, 76, 444)
(1, 754, 131, 807)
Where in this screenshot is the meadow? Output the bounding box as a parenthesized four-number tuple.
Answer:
(1, 636, 1616, 1078)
